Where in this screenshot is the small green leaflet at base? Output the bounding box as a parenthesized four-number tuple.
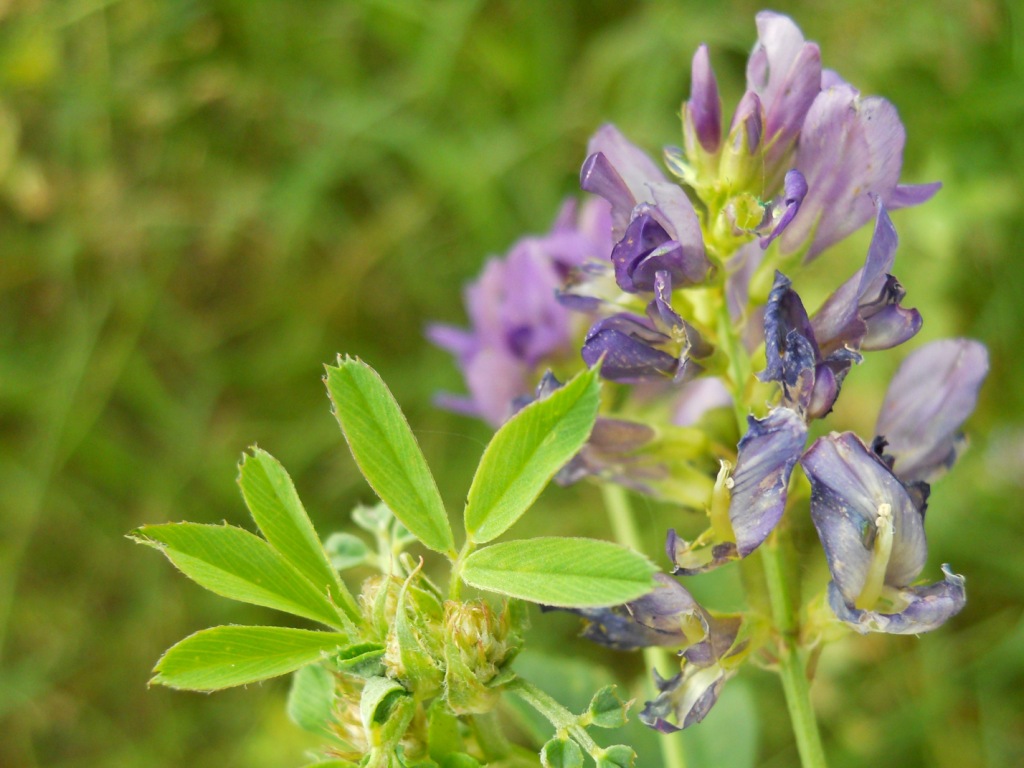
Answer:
(464, 365, 600, 544)
(130, 523, 348, 631)
(461, 537, 657, 608)
(325, 357, 455, 556)
(238, 448, 361, 623)
(152, 626, 349, 691)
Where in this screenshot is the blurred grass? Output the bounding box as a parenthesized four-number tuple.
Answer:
(0, 0, 1021, 766)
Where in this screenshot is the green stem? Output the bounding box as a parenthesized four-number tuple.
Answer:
(507, 677, 599, 753)
(762, 538, 828, 768)
(599, 483, 689, 768)
(470, 711, 512, 761)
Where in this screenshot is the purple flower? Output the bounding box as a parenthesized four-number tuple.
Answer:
(746, 11, 823, 188)
(781, 85, 941, 259)
(669, 406, 807, 573)
(802, 432, 966, 634)
(428, 198, 612, 426)
(560, 573, 745, 731)
(874, 339, 989, 483)
(810, 200, 922, 357)
(580, 124, 710, 287)
(683, 44, 722, 156)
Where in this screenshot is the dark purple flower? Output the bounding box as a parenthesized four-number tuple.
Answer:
(580, 125, 710, 287)
(875, 339, 989, 483)
(669, 406, 807, 573)
(429, 198, 612, 426)
(802, 432, 966, 634)
(780, 85, 941, 259)
(684, 44, 722, 156)
(561, 573, 745, 732)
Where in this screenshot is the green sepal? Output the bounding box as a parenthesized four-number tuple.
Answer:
(393, 567, 444, 697)
(426, 699, 464, 761)
(463, 366, 600, 544)
(326, 357, 455, 556)
(360, 676, 416, 748)
(332, 642, 386, 679)
(585, 686, 631, 729)
(541, 737, 584, 768)
(594, 745, 636, 768)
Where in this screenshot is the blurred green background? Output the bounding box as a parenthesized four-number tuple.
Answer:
(1, 0, 1022, 766)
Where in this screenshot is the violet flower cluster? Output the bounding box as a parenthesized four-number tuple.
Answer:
(430, 11, 987, 734)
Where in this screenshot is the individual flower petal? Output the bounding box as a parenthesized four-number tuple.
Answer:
(827, 564, 966, 634)
(811, 201, 920, 357)
(562, 574, 709, 651)
(759, 271, 818, 410)
(875, 339, 989, 483)
(640, 667, 729, 733)
(611, 210, 707, 293)
(746, 11, 822, 185)
(719, 91, 765, 191)
(759, 170, 808, 248)
(801, 432, 927, 608)
(685, 44, 722, 154)
(780, 86, 940, 258)
(729, 406, 808, 556)
(581, 124, 669, 240)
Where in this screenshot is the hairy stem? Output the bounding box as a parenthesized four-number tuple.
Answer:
(600, 483, 689, 768)
(762, 535, 828, 768)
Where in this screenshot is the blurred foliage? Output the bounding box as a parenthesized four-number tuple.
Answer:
(0, 0, 1021, 766)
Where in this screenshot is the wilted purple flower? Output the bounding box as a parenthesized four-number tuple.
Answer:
(780, 85, 941, 259)
(811, 200, 922, 356)
(581, 271, 712, 384)
(669, 406, 807, 573)
(428, 198, 612, 426)
(875, 339, 989, 483)
(802, 432, 966, 634)
(560, 573, 745, 731)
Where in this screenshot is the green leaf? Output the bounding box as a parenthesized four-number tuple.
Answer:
(595, 744, 636, 768)
(324, 532, 371, 570)
(360, 676, 415, 745)
(586, 685, 630, 729)
(152, 626, 349, 691)
(132, 523, 347, 630)
(460, 538, 657, 608)
(238, 448, 360, 622)
(287, 664, 337, 735)
(542, 737, 584, 768)
(463, 366, 600, 543)
(325, 357, 454, 555)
